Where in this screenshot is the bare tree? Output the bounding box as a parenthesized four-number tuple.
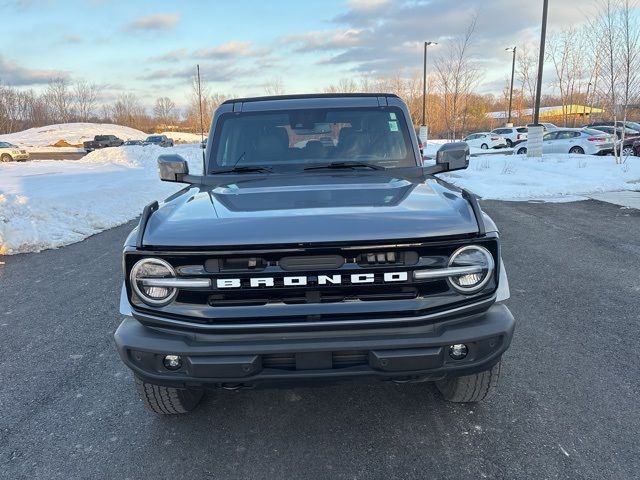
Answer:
(73, 80, 98, 122)
(546, 28, 586, 126)
(153, 96, 177, 126)
(0, 85, 19, 133)
(618, 0, 640, 156)
(323, 78, 360, 93)
(263, 77, 285, 96)
(590, 0, 621, 158)
(45, 77, 73, 123)
(183, 76, 230, 133)
(588, 0, 640, 162)
(433, 15, 482, 139)
(516, 43, 539, 122)
(109, 93, 149, 130)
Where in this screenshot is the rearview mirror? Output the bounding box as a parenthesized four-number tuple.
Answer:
(158, 154, 189, 182)
(435, 142, 469, 172)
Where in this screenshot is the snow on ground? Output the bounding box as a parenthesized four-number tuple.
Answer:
(0, 123, 147, 148)
(160, 131, 204, 144)
(441, 153, 640, 201)
(0, 145, 202, 255)
(1, 146, 639, 255)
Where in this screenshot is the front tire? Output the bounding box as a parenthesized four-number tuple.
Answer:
(506, 139, 513, 147)
(1, 153, 12, 162)
(569, 146, 585, 154)
(436, 360, 501, 403)
(134, 375, 204, 414)
(517, 147, 527, 155)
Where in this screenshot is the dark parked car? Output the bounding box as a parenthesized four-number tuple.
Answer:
(590, 125, 640, 156)
(585, 121, 640, 133)
(144, 135, 174, 147)
(114, 93, 515, 415)
(123, 140, 144, 146)
(83, 134, 124, 152)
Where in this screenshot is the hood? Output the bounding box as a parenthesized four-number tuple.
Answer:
(142, 172, 479, 248)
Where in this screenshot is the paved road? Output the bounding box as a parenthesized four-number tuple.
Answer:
(28, 152, 86, 161)
(1, 200, 638, 479)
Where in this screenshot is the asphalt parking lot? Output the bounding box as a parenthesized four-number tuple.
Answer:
(28, 152, 86, 161)
(1, 199, 639, 479)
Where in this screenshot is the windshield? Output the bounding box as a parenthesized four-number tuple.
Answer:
(209, 106, 415, 172)
(147, 136, 162, 142)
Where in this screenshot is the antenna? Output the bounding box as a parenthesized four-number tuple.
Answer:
(197, 64, 205, 174)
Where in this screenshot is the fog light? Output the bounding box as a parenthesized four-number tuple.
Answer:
(163, 354, 182, 370)
(448, 344, 468, 360)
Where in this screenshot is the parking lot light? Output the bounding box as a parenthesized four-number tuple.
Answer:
(505, 47, 517, 126)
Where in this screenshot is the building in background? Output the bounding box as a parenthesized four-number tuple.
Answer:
(487, 105, 605, 127)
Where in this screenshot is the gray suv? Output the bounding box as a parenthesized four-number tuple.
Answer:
(144, 135, 174, 147)
(114, 93, 515, 415)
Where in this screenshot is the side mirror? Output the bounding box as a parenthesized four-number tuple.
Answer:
(158, 154, 189, 182)
(435, 142, 469, 172)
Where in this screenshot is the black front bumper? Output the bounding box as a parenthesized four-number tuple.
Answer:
(114, 304, 515, 389)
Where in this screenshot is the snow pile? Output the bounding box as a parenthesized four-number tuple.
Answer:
(160, 132, 204, 144)
(0, 123, 147, 148)
(1, 147, 639, 255)
(442, 154, 640, 200)
(0, 145, 202, 255)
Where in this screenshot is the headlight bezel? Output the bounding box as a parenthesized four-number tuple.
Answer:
(130, 257, 178, 306)
(446, 245, 495, 294)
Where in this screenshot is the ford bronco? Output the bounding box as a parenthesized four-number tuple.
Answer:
(114, 93, 514, 414)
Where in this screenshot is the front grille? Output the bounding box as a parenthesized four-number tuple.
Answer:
(126, 237, 499, 327)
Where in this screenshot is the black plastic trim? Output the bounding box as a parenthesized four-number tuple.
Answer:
(462, 189, 485, 235)
(135, 201, 159, 248)
(222, 93, 400, 105)
(114, 303, 515, 388)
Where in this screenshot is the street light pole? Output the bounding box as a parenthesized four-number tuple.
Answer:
(528, 0, 549, 158)
(505, 46, 517, 125)
(422, 41, 437, 127)
(533, 0, 549, 126)
(419, 41, 437, 147)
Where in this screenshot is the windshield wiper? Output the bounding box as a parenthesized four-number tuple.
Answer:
(210, 165, 273, 175)
(303, 161, 385, 171)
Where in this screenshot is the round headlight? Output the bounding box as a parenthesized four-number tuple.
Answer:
(447, 245, 494, 293)
(130, 258, 177, 306)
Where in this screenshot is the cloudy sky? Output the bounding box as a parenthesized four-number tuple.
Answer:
(2, 0, 601, 107)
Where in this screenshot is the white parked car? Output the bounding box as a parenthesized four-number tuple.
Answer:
(524, 123, 558, 133)
(0, 141, 29, 162)
(490, 126, 528, 147)
(514, 128, 615, 155)
(463, 132, 507, 149)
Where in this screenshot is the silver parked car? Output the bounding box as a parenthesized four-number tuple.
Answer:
(515, 128, 615, 155)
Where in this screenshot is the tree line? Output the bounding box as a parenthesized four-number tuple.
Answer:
(1, 0, 637, 140)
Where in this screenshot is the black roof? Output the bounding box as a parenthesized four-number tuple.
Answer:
(222, 93, 399, 104)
